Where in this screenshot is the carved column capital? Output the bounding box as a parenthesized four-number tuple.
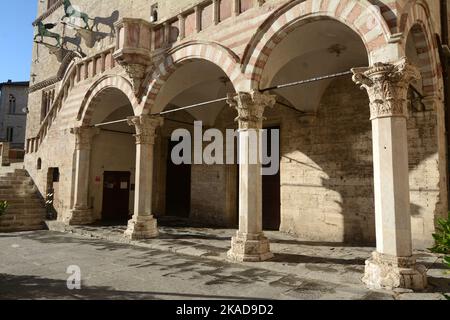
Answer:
(352, 57, 421, 120)
(70, 126, 99, 150)
(227, 91, 276, 129)
(127, 115, 164, 145)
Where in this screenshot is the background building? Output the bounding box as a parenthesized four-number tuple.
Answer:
(0, 80, 28, 150)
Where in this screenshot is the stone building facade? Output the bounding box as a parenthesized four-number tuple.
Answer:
(25, 0, 450, 290)
(0, 81, 29, 150)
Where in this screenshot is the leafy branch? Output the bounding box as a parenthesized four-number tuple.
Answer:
(429, 213, 450, 300)
(0, 201, 7, 216)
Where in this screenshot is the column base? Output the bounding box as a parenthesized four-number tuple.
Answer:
(227, 232, 274, 262)
(362, 252, 427, 291)
(65, 208, 95, 225)
(124, 215, 159, 240)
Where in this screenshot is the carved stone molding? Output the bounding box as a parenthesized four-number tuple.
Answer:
(352, 57, 421, 120)
(113, 18, 154, 97)
(29, 51, 77, 93)
(127, 115, 164, 145)
(32, 0, 64, 26)
(70, 126, 99, 150)
(227, 91, 276, 129)
(123, 64, 147, 95)
(363, 252, 427, 290)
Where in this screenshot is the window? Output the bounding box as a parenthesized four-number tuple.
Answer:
(37, 158, 42, 170)
(47, 0, 59, 10)
(150, 4, 159, 22)
(6, 127, 13, 142)
(41, 89, 55, 122)
(8, 95, 16, 114)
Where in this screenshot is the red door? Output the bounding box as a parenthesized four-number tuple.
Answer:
(102, 171, 131, 222)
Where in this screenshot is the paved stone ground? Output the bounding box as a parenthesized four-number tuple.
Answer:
(0, 223, 448, 300)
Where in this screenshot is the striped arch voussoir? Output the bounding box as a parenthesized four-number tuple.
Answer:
(400, 2, 442, 97)
(244, 0, 392, 88)
(79, 75, 138, 126)
(142, 41, 244, 114)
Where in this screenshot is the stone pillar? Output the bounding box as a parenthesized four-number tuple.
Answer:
(226, 91, 276, 262)
(68, 126, 99, 225)
(352, 57, 427, 290)
(124, 115, 164, 240)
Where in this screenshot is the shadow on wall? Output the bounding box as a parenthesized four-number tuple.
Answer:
(279, 77, 438, 246)
(62, 10, 120, 56)
(282, 77, 375, 245)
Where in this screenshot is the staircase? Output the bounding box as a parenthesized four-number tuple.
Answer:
(0, 168, 47, 232)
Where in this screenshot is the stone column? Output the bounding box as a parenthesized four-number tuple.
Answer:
(226, 91, 276, 262)
(68, 126, 99, 225)
(124, 115, 164, 240)
(352, 57, 427, 290)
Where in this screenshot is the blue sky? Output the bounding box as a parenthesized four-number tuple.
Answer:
(0, 0, 37, 83)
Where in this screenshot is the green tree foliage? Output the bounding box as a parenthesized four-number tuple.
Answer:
(0, 201, 7, 216)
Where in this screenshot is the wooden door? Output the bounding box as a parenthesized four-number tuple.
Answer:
(262, 126, 281, 230)
(165, 140, 191, 217)
(102, 171, 131, 222)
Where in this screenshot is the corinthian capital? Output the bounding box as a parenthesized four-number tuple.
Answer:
(127, 115, 164, 145)
(227, 91, 276, 129)
(70, 127, 99, 150)
(352, 57, 421, 120)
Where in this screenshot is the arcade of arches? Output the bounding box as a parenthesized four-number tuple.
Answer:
(25, 0, 449, 291)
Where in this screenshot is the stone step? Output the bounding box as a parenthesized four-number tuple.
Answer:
(0, 214, 46, 223)
(3, 208, 47, 215)
(7, 203, 47, 210)
(3, 171, 29, 177)
(0, 179, 33, 185)
(3, 198, 45, 205)
(0, 191, 41, 198)
(0, 167, 46, 232)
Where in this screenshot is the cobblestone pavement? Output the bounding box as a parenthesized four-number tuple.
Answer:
(0, 226, 448, 300)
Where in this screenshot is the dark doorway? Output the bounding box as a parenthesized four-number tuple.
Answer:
(165, 140, 191, 217)
(262, 126, 281, 230)
(45, 167, 59, 220)
(102, 171, 131, 222)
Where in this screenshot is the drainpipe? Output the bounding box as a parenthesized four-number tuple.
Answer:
(440, 0, 450, 204)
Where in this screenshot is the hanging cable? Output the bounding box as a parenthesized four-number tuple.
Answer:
(260, 70, 352, 92)
(93, 119, 128, 127)
(153, 97, 228, 116)
(91, 69, 353, 127)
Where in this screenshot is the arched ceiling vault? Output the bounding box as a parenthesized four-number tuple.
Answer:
(261, 19, 369, 113)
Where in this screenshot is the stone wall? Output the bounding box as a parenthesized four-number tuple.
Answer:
(269, 78, 375, 244)
(260, 77, 442, 248)
(89, 130, 136, 220)
(24, 126, 75, 222)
